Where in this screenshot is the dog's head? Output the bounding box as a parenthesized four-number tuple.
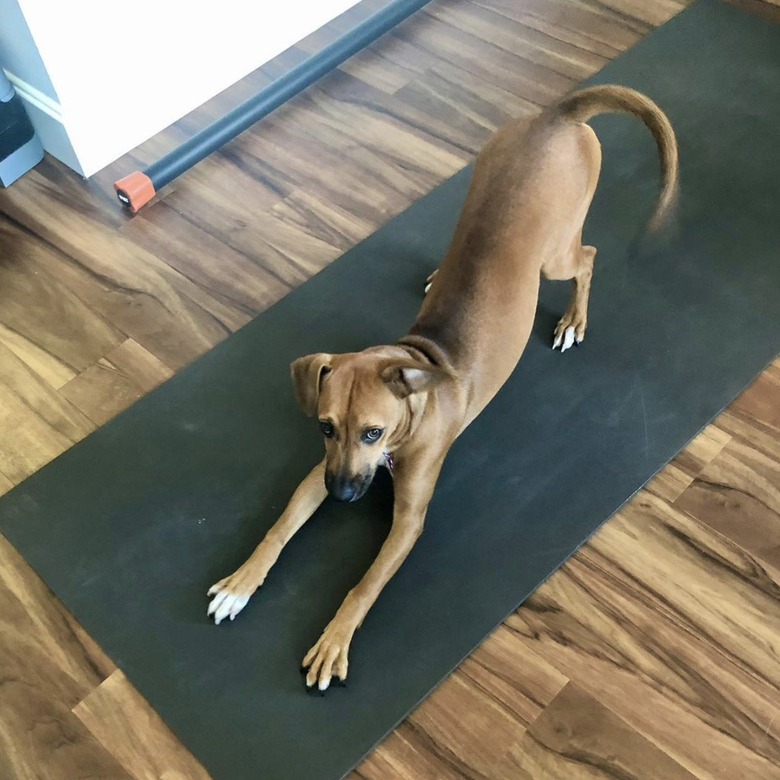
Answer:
(291, 347, 446, 501)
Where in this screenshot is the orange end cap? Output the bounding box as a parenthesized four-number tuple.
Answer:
(114, 171, 156, 213)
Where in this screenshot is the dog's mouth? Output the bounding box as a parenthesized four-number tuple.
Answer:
(325, 469, 375, 502)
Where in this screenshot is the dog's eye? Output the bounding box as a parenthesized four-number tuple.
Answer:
(362, 427, 384, 443)
(319, 420, 334, 438)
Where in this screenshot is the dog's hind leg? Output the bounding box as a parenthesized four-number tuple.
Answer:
(550, 244, 596, 352)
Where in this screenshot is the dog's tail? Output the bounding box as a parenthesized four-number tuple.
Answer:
(552, 84, 678, 232)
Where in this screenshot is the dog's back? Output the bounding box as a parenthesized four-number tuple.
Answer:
(409, 85, 678, 419)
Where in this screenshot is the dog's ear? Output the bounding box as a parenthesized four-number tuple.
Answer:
(290, 353, 333, 416)
(380, 361, 447, 399)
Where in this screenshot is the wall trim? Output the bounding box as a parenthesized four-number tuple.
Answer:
(2, 68, 84, 175)
(3, 69, 61, 120)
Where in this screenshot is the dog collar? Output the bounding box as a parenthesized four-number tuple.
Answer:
(384, 450, 394, 471)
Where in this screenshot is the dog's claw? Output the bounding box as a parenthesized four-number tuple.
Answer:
(561, 326, 576, 352)
(207, 583, 252, 624)
(424, 270, 438, 296)
(553, 325, 579, 353)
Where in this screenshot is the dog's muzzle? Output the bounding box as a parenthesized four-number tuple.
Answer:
(325, 470, 372, 502)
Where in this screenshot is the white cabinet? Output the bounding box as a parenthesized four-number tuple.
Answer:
(0, 0, 360, 176)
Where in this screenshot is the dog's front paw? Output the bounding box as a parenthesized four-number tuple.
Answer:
(207, 568, 259, 625)
(302, 616, 355, 693)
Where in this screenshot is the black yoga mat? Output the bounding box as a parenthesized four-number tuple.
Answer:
(2, 2, 779, 779)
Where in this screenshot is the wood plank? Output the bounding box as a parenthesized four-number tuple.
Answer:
(673, 424, 732, 478)
(458, 624, 568, 726)
(431, 0, 611, 81)
(298, 1, 438, 94)
(676, 437, 780, 572)
(646, 461, 693, 503)
(730, 360, 780, 433)
(73, 670, 212, 780)
(163, 78, 471, 286)
(352, 623, 567, 779)
(268, 187, 377, 253)
(18, 155, 127, 231)
(0, 690, 134, 780)
(715, 405, 780, 460)
(121, 202, 290, 323)
(479, 0, 632, 57)
(0, 172, 238, 370)
(105, 338, 174, 393)
(393, 61, 541, 153)
(60, 339, 174, 427)
(0, 341, 94, 483)
(148, 138, 286, 219)
(306, 68, 481, 165)
(0, 532, 116, 691)
(397, 7, 575, 103)
(0, 320, 76, 391)
(404, 671, 529, 777)
(482, 0, 653, 40)
(349, 724, 471, 780)
(499, 682, 699, 779)
(506, 491, 780, 780)
(339, 36, 439, 95)
(647, 423, 731, 502)
(399, 632, 567, 775)
(0, 216, 125, 385)
(0, 533, 126, 780)
(591, 0, 687, 27)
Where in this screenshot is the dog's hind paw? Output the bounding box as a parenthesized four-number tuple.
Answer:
(552, 324, 582, 353)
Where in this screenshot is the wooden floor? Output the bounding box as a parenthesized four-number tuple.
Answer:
(0, 0, 778, 777)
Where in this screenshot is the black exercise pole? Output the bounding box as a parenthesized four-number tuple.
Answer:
(115, 0, 432, 211)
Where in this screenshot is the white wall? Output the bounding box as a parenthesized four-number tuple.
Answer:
(1, 0, 361, 176)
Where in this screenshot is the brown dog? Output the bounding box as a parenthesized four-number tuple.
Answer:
(207, 84, 678, 692)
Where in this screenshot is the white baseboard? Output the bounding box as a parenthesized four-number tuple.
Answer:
(3, 70, 85, 177)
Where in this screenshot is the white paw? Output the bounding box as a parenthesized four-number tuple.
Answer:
(207, 583, 251, 625)
(552, 325, 580, 353)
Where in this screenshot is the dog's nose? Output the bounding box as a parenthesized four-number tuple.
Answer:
(325, 472, 359, 502)
(332, 482, 357, 502)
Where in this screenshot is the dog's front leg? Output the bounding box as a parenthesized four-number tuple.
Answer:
(207, 458, 327, 624)
(303, 455, 443, 692)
